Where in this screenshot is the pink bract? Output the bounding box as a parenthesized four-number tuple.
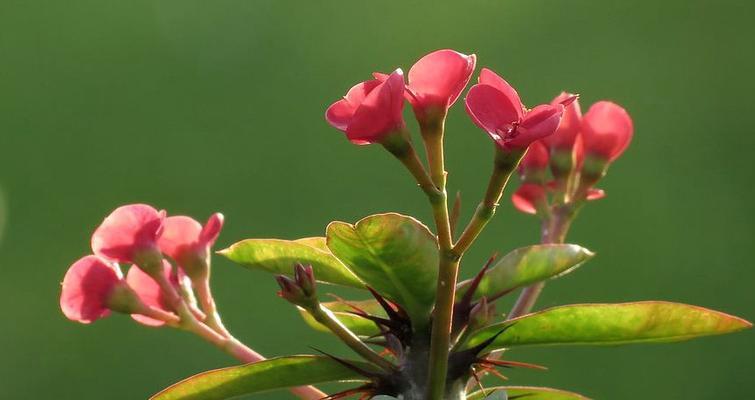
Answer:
(405, 49, 476, 117)
(465, 69, 564, 150)
(91, 204, 165, 264)
(325, 69, 406, 145)
(60, 255, 121, 324)
(511, 183, 547, 215)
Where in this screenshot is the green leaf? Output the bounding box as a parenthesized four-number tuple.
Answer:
(150, 355, 371, 400)
(457, 244, 593, 301)
(326, 213, 438, 325)
(220, 238, 364, 288)
(298, 300, 383, 337)
(467, 386, 590, 400)
(465, 301, 752, 351)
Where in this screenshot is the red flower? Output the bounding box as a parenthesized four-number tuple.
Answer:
(91, 204, 165, 266)
(511, 183, 547, 215)
(543, 92, 582, 152)
(60, 255, 122, 324)
(325, 69, 406, 145)
(581, 101, 633, 162)
(158, 213, 223, 280)
(125, 261, 174, 327)
(465, 68, 564, 150)
(405, 49, 476, 118)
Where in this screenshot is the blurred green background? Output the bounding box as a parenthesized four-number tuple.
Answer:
(1, 0, 752, 398)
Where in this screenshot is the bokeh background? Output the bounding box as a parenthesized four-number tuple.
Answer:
(1, 0, 752, 398)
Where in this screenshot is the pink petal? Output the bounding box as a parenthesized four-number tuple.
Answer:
(200, 213, 224, 246)
(406, 49, 476, 112)
(510, 104, 564, 148)
(126, 260, 173, 327)
(464, 84, 522, 149)
(345, 69, 406, 144)
(478, 68, 525, 120)
(543, 92, 582, 151)
(581, 101, 634, 161)
(60, 255, 121, 324)
(91, 204, 164, 264)
(519, 140, 550, 171)
(157, 216, 202, 262)
(511, 183, 547, 215)
(586, 188, 606, 201)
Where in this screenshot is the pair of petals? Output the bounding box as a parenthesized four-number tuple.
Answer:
(325, 70, 406, 145)
(60, 256, 175, 326)
(404, 49, 476, 115)
(91, 204, 165, 264)
(465, 68, 564, 150)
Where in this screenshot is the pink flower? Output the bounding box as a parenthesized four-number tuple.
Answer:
(543, 92, 582, 152)
(91, 204, 165, 266)
(158, 213, 224, 279)
(325, 69, 406, 145)
(404, 49, 476, 118)
(581, 101, 633, 162)
(125, 261, 174, 327)
(511, 183, 547, 215)
(60, 255, 122, 323)
(465, 69, 565, 151)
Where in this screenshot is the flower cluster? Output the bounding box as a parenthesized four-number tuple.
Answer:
(512, 95, 634, 215)
(325, 49, 567, 155)
(60, 204, 223, 326)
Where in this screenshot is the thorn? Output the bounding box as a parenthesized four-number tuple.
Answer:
(310, 347, 379, 378)
(480, 358, 548, 371)
(470, 366, 486, 396)
(366, 286, 403, 321)
(480, 364, 509, 381)
(468, 324, 514, 356)
(460, 252, 497, 308)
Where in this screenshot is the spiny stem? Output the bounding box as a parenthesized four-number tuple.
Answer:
(308, 304, 396, 372)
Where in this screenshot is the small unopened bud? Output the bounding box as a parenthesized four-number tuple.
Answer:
(276, 264, 318, 309)
(294, 263, 316, 297)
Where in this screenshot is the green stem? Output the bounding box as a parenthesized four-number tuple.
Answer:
(308, 304, 396, 372)
(453, 150, 523, 255)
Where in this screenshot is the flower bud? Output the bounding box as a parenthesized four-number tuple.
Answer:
(581, 101, 633, 163)
(518, 140, 549, 184)
(276, 264, 318, 309)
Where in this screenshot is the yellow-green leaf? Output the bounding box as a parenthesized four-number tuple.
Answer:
(467, 386, 590, 400)
(326, 213, 438, 326)
(465, 301, 752, 350)
(220, 238, 363, 288)
(150, 355, 371, 400)
(457, 244, 593, 301)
